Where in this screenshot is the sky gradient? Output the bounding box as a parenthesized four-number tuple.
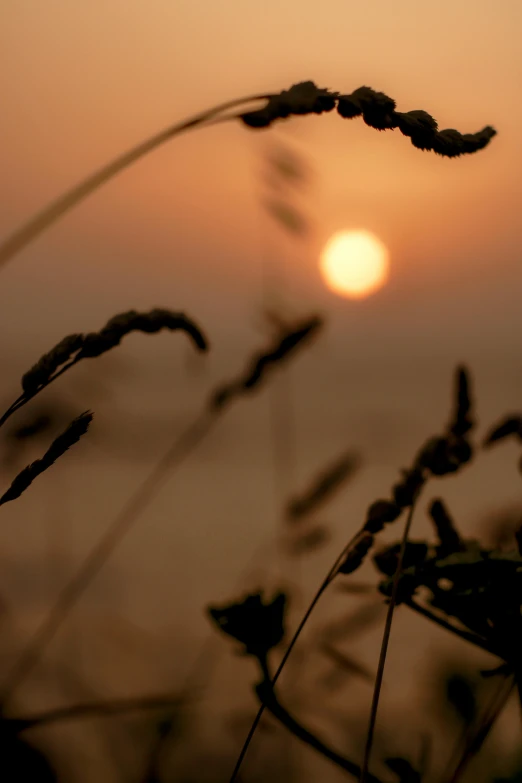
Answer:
(1, 3, 522, 779)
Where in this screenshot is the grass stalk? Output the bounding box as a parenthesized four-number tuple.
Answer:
(360, 494, 420, 783)
(0, 94, 270, 267)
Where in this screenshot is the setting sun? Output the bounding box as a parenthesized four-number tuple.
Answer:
(320, 230, 389, 299)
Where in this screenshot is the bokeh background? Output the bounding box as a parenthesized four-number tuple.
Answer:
(1, 1, 522, 781)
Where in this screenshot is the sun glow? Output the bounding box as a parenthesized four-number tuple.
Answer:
(320, 230, 389, 299)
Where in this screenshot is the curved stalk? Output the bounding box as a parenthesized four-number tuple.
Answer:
(255, 676, 383, 783)
(228, 529, 366, 783)
(0, 93, 270, 267)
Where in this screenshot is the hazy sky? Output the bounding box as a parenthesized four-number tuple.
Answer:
(1, 0, 522, 568)
(2, 0, 522, 325)
(1, 8, 522, 769)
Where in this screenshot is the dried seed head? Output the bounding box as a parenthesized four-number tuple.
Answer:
(410, 133, 436, 152)
(22, 334, 84, 394)
(207, 591, 287, 659)
(78, 309, 208, 358)
(286, 525, 331, 556)
(426, 126, 496, 159)
(279, 81, 337, 116)
(286, 451, 360, 521)
(337, 86, 397, 129)
(240, 82, 337, 129)
(393, 468, 425, 508)
(373, 540, 428, 578)
(447, 436, 472, 468)
(413, 366, 474, 476)
(352, 86, 397, 130)
(462, 126, 497, 153)
(7, 414, 53, 442)
(336, 94, 363, 119)
(483, 416, 522, 447)
(429, 498, 462, 553)
(240, 82, 496, 159)
(395, 110, 438, 139)
(242, 315, 323, 391)
(337, 532, 374, 575)
(432, 128, 466, 158)
(240, 107, 276, 129)
(415, 436, 465, 476)
(44, 411, 93, 463)
(104, 310, 141, 333)
(78, 331, 119, 358)
(0, 411, 93, 506)
(207, 316, 322, 412)
(364, 499, 401, 533)
(264, 200, 308, 236)
(449, 365, 474, 437)
(19, 310, 207, 400)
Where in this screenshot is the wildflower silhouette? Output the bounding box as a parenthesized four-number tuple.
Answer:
(208, 592, 287, 659)
(220, 365, 478, 783)
(207, 589, 385, 783)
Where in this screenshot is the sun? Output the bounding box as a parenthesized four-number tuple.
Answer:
(319, 230, 389, 299)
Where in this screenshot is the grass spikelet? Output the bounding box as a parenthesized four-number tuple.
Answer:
(285, 525, 331, 556)
(337, 532, 375, 575)
(7, 413, 53, 442)
(2, 309, 208, 431)
(77, 309, 208, 358)
(242, 315, 322, 390)
(240, 81, 338, 127)
(483, 415, 522, 446)
(350, 86, 397, 130)
(243, 82, 497, 161)
(210, 315, 323, 410)
(0, 411, 93, 506)
(363, 499, 402, 533)
(449, 365, 474, 437)
(286, 450, 360, 521)
(0, 82, 496, 270)
(22, 334, 84, 395)
(429, 498, 462, 553)
(395, 109, 438, 138)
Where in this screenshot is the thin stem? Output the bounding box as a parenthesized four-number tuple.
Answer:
(445, 674, 515, 783)
(255, 660, 384, 783)
(0, 93, 271, 267)
(228, 530, 366, 783)
(0, 357, 80, 430)
(0, 410, 216, 707)
(405, 597, 497, 656)
(360, 496, 420, 783)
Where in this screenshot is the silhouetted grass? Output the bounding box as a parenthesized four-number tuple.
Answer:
(1, 77, 515, 783)
(0, 82, 495, 268)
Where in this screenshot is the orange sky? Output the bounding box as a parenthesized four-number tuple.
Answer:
(1, 1, 522, 717)
(2, 0, 521, 320)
